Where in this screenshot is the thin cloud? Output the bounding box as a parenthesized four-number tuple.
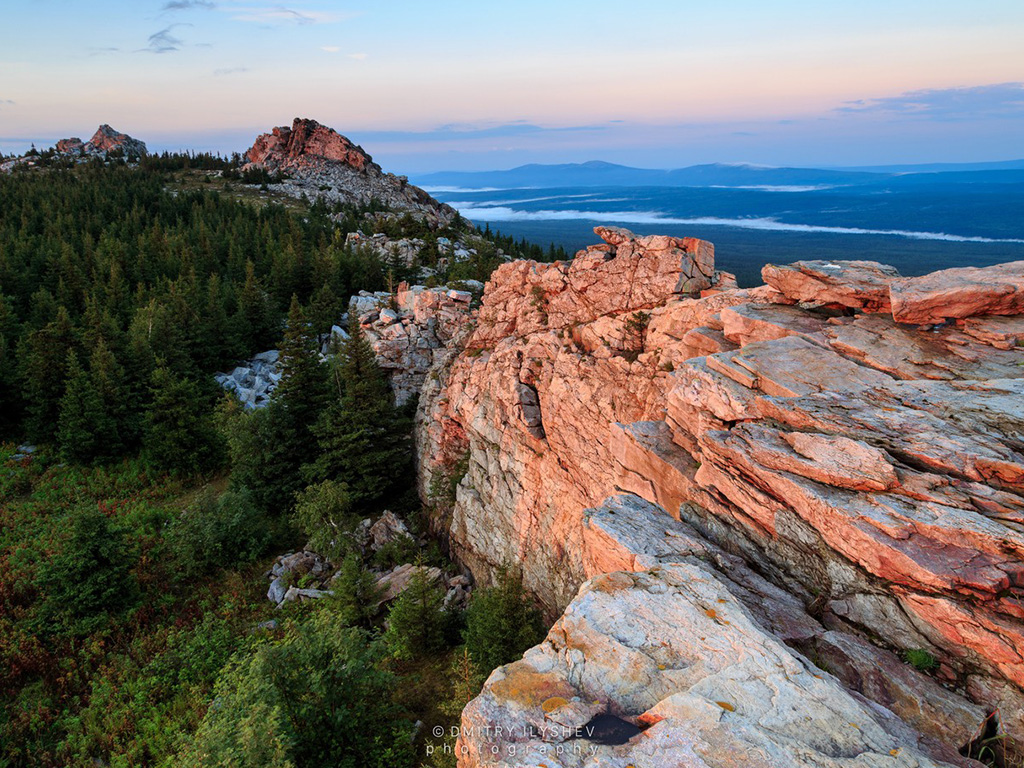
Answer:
(0, 99, 14, 105)
(230, 6, 350, 25)
(347, 52, 367, 60)
(838, 82, 1024, 121)
(213, 66, 249, 76)
(321, 45, 340, 53)
(357, 122, 607, 144)
(88, 46, 121, 56)
(144, 24, 191, 53)
(163, 0, 215, 9)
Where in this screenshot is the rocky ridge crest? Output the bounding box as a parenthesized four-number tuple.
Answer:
(410, 227, 1024, 766)
(243, 118, 457, 226)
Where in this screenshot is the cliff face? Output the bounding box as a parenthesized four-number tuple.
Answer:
(243, 117, 456, 225)
(414, 227, 1024, 765)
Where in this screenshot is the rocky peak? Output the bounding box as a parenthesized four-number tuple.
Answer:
(242, 117, 457, 226)
(53, 124, 148, 158)
(244, 117, 376, 174)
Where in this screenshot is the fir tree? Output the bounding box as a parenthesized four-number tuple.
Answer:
(305, 316, 410, 511)
(143, 365, 222, 475)
(384, 567, 447, 660)
(274, 295, 329, 427)
(235, 259, 276, 351)
(307, 282, 341, 346)
(88, 337, 129, 456)
(463, 565, 545, 674)
(232, 297, 328, 513)
(19, 306, 78, 443)
(57, 350, 105, 463)
(328, 553, 384, 628)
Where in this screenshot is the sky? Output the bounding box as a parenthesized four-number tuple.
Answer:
(1, 0, 1023, 172)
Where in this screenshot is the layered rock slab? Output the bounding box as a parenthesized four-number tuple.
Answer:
(890, 261, 1024, 325)
(460, 496, 983, 768)
(763, 259, 900, 312)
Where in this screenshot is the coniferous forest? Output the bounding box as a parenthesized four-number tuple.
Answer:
(0, 157, 554, 768)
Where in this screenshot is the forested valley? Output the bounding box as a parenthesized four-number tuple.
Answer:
(0, 155, 559, 768)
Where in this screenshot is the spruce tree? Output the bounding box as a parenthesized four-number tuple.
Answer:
(235, 260, 276, 352)
(307, 282, 340, 346)
(234, 297, 328, 513)
(19, 306, 77, 443)
(0, 294, 22, 436)
(384, 567, 446, 660)
(57, 350, 105, 463)
(274, 295, 329, 428)
(305, 316, 410, 511)
(143, 365, 222, 475)
(88, 337, 128, 456)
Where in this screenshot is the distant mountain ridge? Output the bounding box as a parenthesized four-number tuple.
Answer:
(415, 159, 1024, 190)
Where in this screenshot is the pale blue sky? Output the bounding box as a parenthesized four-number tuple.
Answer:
(1, 0, 1022, 170)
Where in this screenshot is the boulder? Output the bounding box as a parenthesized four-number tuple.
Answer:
(368, 511, 413, 551)
(374, 564, 442, 604)
(890, 261, 1024, 325)
(762, 259, 900, 311)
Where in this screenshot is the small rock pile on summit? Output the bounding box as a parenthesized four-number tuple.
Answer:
(243, 117, 456, 226)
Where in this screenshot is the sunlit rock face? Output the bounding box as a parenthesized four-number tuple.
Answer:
(412, 226, 1024, 765)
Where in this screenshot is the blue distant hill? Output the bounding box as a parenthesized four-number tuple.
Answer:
(414, 159, 1024, 190)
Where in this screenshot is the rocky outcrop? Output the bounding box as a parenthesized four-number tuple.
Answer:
(2, 125, 147, 174)
(414, 226, 1024, 764)
(247, 118, 373, 173)
(353, 283, 479, 405)
(244, 118, 456, 226)
(55, 125, 148, 158)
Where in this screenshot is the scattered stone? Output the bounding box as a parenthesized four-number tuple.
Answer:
(368, 511, 413, 551)
(215, 350, 280, 409)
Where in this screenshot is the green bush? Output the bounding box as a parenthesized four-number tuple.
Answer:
(182, 613, 414, 768)
(166, 487, 272, 578)
(463, 565, 545, 674)
(35, 505, 141, 635)
(371, 534, 422, 570)
(902, 648, 939, 672)
(292, 479, 358, 560)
